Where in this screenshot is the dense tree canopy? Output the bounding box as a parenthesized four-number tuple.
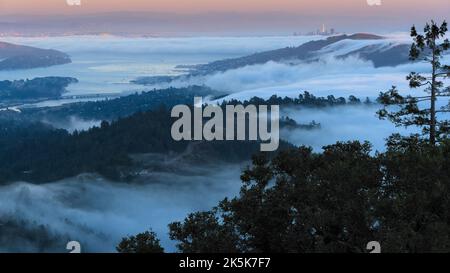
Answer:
(165, 140, 450, 253)
(117, 230, 164, 253)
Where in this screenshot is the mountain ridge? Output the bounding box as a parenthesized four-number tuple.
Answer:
(0, 41, 71, 70)
(133, 33, 410, 86)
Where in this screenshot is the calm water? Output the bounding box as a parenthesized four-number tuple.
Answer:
(0, 35, 318, 96)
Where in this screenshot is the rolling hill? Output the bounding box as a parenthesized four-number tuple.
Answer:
(0, 41, 71, 70)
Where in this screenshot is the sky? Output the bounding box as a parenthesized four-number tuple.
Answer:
(0, 0, 448, 15)
(0, 0, 448, 35)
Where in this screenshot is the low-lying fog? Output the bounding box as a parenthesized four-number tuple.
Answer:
(280, 104, 416, 152)
(208, 54, 450, 101)
(0, 164, 244, 253)
(42, 116, 102, 133)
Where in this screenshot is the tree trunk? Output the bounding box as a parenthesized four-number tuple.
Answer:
(430, 42, 437, 145)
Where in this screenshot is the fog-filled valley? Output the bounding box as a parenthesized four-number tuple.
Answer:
(0, 31, 449, 253)
(0, 163, 244, 252)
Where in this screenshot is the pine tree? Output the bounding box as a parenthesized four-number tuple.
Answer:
(378, 21, 450, 145)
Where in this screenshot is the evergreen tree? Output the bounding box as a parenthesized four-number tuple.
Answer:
(377, 21, 450, 145)
(116, 230, 164, 253)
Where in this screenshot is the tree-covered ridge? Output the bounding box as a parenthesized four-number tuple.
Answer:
(0, 77, 77, 101)
(18, 85, 225, 122)
(0, 105, 294, 184)
(222, 92, 371, 108)
(13, 87, 371, 124)
(0, 86, 374, 184)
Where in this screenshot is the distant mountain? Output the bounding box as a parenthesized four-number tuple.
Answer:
(0, 41, 71, 70)
(184, 33, 408, 75)
(133, 33, 410, 86)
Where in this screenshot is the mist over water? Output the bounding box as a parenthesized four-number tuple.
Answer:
(0, 36, 320, 96)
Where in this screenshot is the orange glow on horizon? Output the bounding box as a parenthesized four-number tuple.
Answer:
(0, 0, 448, 15)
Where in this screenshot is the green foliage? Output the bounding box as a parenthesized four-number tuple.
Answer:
(223, 92, 369, 108)
(168, 211, 242, 253)
(378, 21, 450, 144)
(117, 230, 164, 253)
(377, 139, 450, 252)
(0, 77, 77, 100)
(0, 105, 293, 183)
(166, 140, 450, 253)
(21, 85, 221, 121)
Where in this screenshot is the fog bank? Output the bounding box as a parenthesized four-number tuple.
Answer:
(0, 164, 244, 253)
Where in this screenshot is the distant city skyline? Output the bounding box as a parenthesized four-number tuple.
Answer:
(0, 0, 448, 36)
